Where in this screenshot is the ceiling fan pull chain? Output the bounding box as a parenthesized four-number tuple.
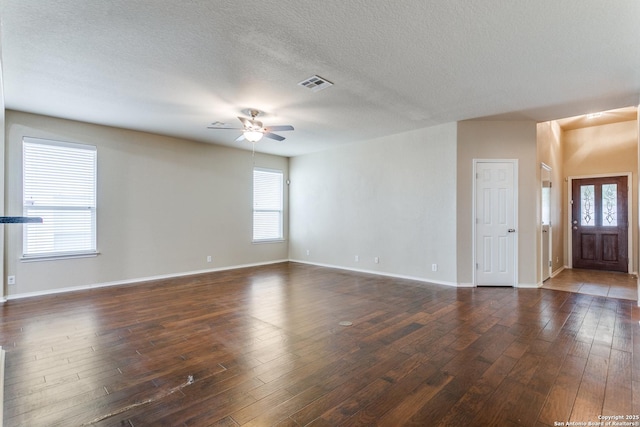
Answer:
(252, 141, 256, 168)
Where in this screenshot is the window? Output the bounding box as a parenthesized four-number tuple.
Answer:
(602, 183, 618, 226)
(253, 168, 283, 241)
(23, 137, 97, 258)
(580, 184, 594, 226)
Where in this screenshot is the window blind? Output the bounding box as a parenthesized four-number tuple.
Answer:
(23, 137, 97, 258)
(253, 168, 283, 241)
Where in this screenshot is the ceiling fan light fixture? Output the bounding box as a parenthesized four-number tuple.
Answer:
(244, 130, 263, 142)
(208, 109, 293, 143)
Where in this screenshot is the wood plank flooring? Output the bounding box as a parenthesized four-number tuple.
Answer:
(2, 262, 640, 426)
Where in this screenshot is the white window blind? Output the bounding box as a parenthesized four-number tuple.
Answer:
(23, 137, 97, 258)
(253, 168, 283, 241)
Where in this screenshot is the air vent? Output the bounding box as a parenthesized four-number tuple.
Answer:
(298, 75, 333, 92)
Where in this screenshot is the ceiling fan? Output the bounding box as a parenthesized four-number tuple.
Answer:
(208, 109, 294, 142)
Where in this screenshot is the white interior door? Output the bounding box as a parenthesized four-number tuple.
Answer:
(475, 161, 517, 286)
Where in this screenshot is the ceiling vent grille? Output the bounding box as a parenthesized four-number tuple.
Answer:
(298, 75, 333, 92)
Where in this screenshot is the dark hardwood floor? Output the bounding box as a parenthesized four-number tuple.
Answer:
(2, 262, 639, 426)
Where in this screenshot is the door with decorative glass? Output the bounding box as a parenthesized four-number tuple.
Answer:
(571, 176, 628, 272)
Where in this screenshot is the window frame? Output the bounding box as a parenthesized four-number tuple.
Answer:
(252, 167, 284, 243)
(22, 137, 98, 260)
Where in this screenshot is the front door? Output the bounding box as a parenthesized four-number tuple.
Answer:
(475, 161, 516, 286)
(571, 176, 628, 273)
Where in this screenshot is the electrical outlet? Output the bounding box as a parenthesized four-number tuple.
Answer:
(206, 256, 212, 263)
(306, 249, 310, 256)
(432, 264, 438, 272)
(355, 255, 359, 262)
(374, 257, 379, 264)
(7, 276, 15, 285)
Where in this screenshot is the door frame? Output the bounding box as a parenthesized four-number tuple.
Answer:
(567, 172, 633, 273)
(472, 159, 519, 287)
(541, 162, 552, 282)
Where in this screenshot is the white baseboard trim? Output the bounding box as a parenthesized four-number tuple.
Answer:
(518, 283, 542, 289)
(289, 259, 461, 287)
(551, 266, 566, 278)
(457, 282, 476, 288)
(5, 259, 289, 301)
(4, 258, 562, 301)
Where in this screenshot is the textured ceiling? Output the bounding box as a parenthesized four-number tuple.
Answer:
(2, 1, 639, 157)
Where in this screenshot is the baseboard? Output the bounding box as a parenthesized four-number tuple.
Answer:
(456, 282, 476, 288)
(551, 266, 566, 278)
(518, 282, 542, 289)
(5, 259, 289, 301)
(289, 259, 460, 287)
(4, 258, 563, 301)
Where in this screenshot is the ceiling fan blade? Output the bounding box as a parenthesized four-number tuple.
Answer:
(235, 134, 246, 142)
(265, 125, 294, 132)
(263, 132, 285, 141)
(207, 125, 242, 130)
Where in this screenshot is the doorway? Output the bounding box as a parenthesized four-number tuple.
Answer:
(474, 160, 518, 287)
(569, 174, 630, 273)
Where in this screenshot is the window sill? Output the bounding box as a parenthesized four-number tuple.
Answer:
(20, 252, 100, 262)
(252, 239, 286, 244)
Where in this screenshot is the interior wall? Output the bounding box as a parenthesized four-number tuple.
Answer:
(562, 119, 639, 273)
(0, 40, 5, 300)
(456, 120, 538, 286)
(4, 111, 289, 296)
(289, 122, 458, 285)
(537, 120, 565, 275)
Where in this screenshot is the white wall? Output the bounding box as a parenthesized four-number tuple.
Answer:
(0, 42, 5, 300)
(4, 113, 543, 294)
(456, 120, 538, 286)
(5, 111, 289, 296)
(289, 123, 458, 285)
(537, 120, 565, 275)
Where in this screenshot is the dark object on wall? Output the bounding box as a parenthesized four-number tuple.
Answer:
(0, 217, 42, 224)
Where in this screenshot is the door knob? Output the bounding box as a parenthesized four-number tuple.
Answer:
(573, 220, 578, 224)
(508, 229, 516, 233)
(573, 226, 578, 230)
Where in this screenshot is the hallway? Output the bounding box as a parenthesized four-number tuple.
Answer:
(542, 268, 638, 301)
